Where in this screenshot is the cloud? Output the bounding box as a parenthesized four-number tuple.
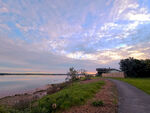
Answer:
(0, 7, 8, 13)
(124, 7, 150, 21)
(109, 0, 139, 21)
(0, 0, 150, 73)
(66, 41, 150, 64)
(0, 37, 112, 73)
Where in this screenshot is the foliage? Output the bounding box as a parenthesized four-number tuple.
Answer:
(84, 74, 92, 80)
(91, 76, 101, 79)
(79, 69, 92, 80)
(80, 76, 100, 81)
(66, 67, 79, 81)
(0, 105, 23, 113)
(47, 82, 71, 94)
(79, 69, 87, 75)
(92, 100, 104, 107)
(119, 57, 150, 77)
(0, 106, 8, 113)
(0, 69, 103, 113)
(13, 99, 31, 110)
(30, 81, 104, 113)
(115, 78, 150, 94)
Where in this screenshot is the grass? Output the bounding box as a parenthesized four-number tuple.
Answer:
(80, 76, 101, 81)
(91, 76, 101, 79)
(114, 78, 150, 94)
(0, 106, 22, 113)
(0, 80, 104, 113)
(30, 81, 104, 113)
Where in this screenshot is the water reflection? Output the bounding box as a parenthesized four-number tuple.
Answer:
(0, 75, 67, 98)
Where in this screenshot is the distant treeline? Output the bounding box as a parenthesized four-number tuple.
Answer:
(119, 57, 150, 77)
(0, 73, 95, 76)
(0, 73, 67, 75)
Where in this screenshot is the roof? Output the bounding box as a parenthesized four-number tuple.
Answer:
(96, 68, 120, 72)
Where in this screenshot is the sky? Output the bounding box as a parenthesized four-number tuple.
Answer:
(0, 0, 150, 73)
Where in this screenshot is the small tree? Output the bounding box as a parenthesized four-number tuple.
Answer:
(79, 69, 91, 80)
(66, 67, 78, 82)
(79, 69, 87, 75)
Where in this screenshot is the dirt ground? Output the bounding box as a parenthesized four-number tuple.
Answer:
(63, 79, 118, 113)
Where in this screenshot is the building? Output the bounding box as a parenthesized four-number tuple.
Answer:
(96, 68, 125, 78)
(96, 68, 120, 75)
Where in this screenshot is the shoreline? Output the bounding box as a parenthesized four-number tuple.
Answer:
(0, 81, 68, 107)
(0, 84, 51, 99)
(0, 75, 67, 99)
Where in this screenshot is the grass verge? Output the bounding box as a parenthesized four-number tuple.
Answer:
(30, 81, 104, 113)
(0, 80, 104, 113)
(114, 78, 150, 94)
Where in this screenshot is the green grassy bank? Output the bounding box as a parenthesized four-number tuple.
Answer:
(31, 81, 104, 113)
(0, 80, 104, 113)
(115, 78, 150, 94)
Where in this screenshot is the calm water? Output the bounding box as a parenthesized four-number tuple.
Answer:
(0, 75, 67, 98)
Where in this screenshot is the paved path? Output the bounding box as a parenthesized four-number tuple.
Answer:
(109, 79, 150, 113)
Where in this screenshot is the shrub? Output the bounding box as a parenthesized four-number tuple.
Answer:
(13, 99, 31, 110)
(47, 82, 71, 95)
(85, 74, 92, 80)
(92, 100, 104, 107)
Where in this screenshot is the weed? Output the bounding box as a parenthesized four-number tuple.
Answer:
(92, 100, 104, 107)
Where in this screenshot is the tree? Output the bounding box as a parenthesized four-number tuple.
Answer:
(66, 67, 79, 81)
(79, 69, 87, 75)
(119, 57, 150, 77)
(143, 59, 150, 77)
(79, 69, 91, 80)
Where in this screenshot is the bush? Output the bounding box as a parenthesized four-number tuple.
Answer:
(84, 74, 92, 80)
(13, 99, 31, 110)
(92, 100, 104, 107)
(47, 82, 71, 95)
